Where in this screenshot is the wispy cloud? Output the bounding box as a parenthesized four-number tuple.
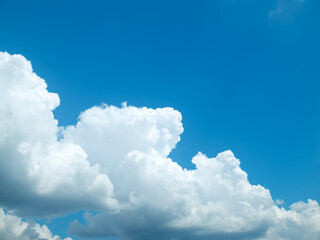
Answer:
(269, 5, 283, 16)
(269, 0, 306, 18)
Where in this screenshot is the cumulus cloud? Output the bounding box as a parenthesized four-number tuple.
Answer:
(0, 208, 71, 240)
(0, 52, 118, 216)
(262, 199, 320, 240)
(0, 51, 319, 240)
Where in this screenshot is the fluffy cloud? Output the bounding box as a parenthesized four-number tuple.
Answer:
(262, 199, 320, 240)
(0, 52, 118, 216)
(0, 51, 319, 240)
(63, 93, 319, 240)
(63, 104, 274, 238)
(0, 209, 71, 240)
(69, 149, 275, 240)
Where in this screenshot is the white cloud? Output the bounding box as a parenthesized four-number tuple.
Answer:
(262, 200, 320, 240)
(0, 209, 71, 240)
(64, 104, 319, 240)
(0, 52, 118, 217)
(0, 51, 319, 240)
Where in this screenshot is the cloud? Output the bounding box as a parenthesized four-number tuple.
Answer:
(63, 102, 319, 239)
(269, 0, 305, 18)
(0, 51, 319, 240)
(261, 199, 320, 240)
(63, 104, 273, 238)
(0, 208, 71, 240)
(0, 52, 118, 217)
(269, 5, 283, 16)
(68, 150, 275, 240)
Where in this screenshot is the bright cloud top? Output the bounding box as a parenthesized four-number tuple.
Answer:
(0, 52, 319, 240)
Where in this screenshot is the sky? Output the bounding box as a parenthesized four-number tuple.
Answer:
(0, 0, 319, 240)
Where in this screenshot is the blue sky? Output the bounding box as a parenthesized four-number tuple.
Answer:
(0, 0, 320, 239)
